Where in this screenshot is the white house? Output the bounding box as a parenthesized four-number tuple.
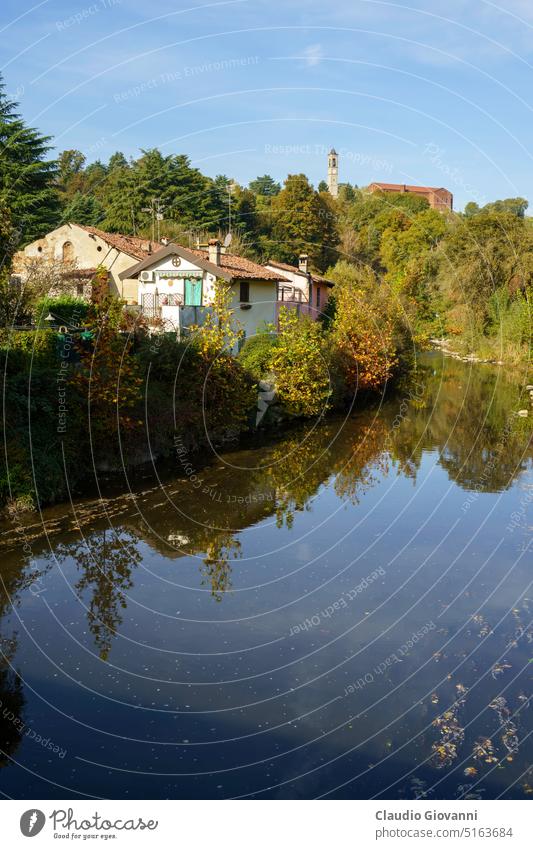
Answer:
(120, 239, 288, 344)
(13, 223, 157, 302)
(265, 255, 334, 321)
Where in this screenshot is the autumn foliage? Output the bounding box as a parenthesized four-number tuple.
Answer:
(270, 307, 331, 418)
(73, 286, 143, 441)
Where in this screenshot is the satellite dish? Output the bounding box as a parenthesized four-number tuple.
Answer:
(223, 232, 233, 248)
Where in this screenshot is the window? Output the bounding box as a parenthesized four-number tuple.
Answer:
(239, 280, 250, 302)
(62, 241, 75, 262)
(76, 283, 84, 296)
(316, 286, 321, 308)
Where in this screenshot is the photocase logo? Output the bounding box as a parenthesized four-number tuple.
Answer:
(20, 809, 46, 837)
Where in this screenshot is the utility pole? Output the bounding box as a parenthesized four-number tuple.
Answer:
(227, 181, 235, 234)
(142, 197, 165, 243)
(155, 197, 165, 242)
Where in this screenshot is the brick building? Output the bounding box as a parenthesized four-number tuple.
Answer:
(368, 182, 453, 212)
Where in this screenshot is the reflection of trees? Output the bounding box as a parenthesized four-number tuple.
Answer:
(388, 356, 532, 492)
(334, 421, 389, 502)
(0, 638, 25, 768)
(200, 532, 241, 601)
(57, 530, 141, 660)
(0, 545, 50, 769)
(261, 417, 389, 527)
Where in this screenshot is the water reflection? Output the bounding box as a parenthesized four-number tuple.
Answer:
(56, 531, 142, 661)
(0, 639, 25, 768)
(0, 353, 531, 799)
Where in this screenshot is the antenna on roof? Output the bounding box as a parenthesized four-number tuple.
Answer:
(223, 232, 232, 249)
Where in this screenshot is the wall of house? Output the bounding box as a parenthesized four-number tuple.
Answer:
(228, 280, 277, 344)
(133, 254, 278, 343)
(265, 264, 330, 320)
(266, 265, 309, 302)
(13, 224, 141, 302)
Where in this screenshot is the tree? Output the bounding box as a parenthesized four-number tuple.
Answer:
(60, 191, 105, 226)
(248, 174, 281, 197)
(101, 150, 225, 235)
(481, 197, 529, 218)
(186, 280, 256, 436)
(270, 308, 331, 417)
(72, 274, 143, 442)
(107, 151, 128, 171)
(0, 200, 16, 268)
(270, 174, 339, 270)
(56, 149, 86, 202)
(464, 201, 480, 218)
(0, 74, 60, 244)
(329, 263, 398, 393)
(317, 180, 329, 193)
(0, 269, 33, 326)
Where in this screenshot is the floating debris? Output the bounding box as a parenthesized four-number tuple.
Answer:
(489, 696, 519, 756)
(457, 784, 486, 800)
(491, 662, 512, 679)
(410, 777, 433, 800)
(472, 614, 492, 638)
(464, 766, 477, 776)
(472, 737, 498, 764)
(431, 685, 468, 769)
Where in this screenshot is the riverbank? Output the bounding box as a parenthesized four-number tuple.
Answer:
(430, 336, 531, 371)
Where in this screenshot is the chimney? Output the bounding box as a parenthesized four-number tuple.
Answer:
(298, 254, 309, 274)
(208, 238, 221, 265)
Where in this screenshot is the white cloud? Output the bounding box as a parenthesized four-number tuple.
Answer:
(302, 43, 324, 67)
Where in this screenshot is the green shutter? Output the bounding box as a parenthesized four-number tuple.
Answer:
(185, 278, 202, 306)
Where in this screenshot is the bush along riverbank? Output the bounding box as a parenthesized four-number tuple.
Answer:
(1, 272, 414, 513)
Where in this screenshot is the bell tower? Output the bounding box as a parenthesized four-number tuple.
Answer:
(327, 148, 339, 198)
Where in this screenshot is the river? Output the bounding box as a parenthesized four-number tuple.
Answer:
(0, 353, 531, 800)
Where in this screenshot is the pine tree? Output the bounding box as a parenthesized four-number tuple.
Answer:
(249, 175, 281, 196)
(0, 74, 60, 245)
(60, 191, 105, 226)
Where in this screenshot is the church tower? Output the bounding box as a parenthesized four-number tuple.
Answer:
(327, 148, 339, 198)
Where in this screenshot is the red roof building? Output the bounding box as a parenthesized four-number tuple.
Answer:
(368, 182, 453, 212)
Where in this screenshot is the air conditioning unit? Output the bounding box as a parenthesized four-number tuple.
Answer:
(141, 270, 154, 282)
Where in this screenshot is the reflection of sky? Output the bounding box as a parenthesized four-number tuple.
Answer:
(1, 419, 530, 798)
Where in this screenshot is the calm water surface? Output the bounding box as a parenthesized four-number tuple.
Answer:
(0, 353, 531, 800)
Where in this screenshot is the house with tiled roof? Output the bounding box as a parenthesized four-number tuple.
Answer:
(13, 223, 157, 302)
(121, 239, 289, 343)
(368, 182, 453, 212)
(265, 255, 334, 321)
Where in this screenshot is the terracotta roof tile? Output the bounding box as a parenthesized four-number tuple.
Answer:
(79, 225, 155, 260)
(369, 182, 451, 195)
(188, 247, 286, 281)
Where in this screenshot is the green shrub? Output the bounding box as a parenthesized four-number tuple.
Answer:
(0, 328, 58, 371)
(34, 295, 89, 329)
(237, 332, 279, 380)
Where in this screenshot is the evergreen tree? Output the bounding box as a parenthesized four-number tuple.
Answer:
(249, 174, 281, 197)
(0, 200, 16, 267)
(270, 174, 339, 270)
(0, 74, 60, 244)
(102, 150, 225, 235)
(60, 191, 105, 226)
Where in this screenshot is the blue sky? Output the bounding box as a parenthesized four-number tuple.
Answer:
(2, 0, 533, 210)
